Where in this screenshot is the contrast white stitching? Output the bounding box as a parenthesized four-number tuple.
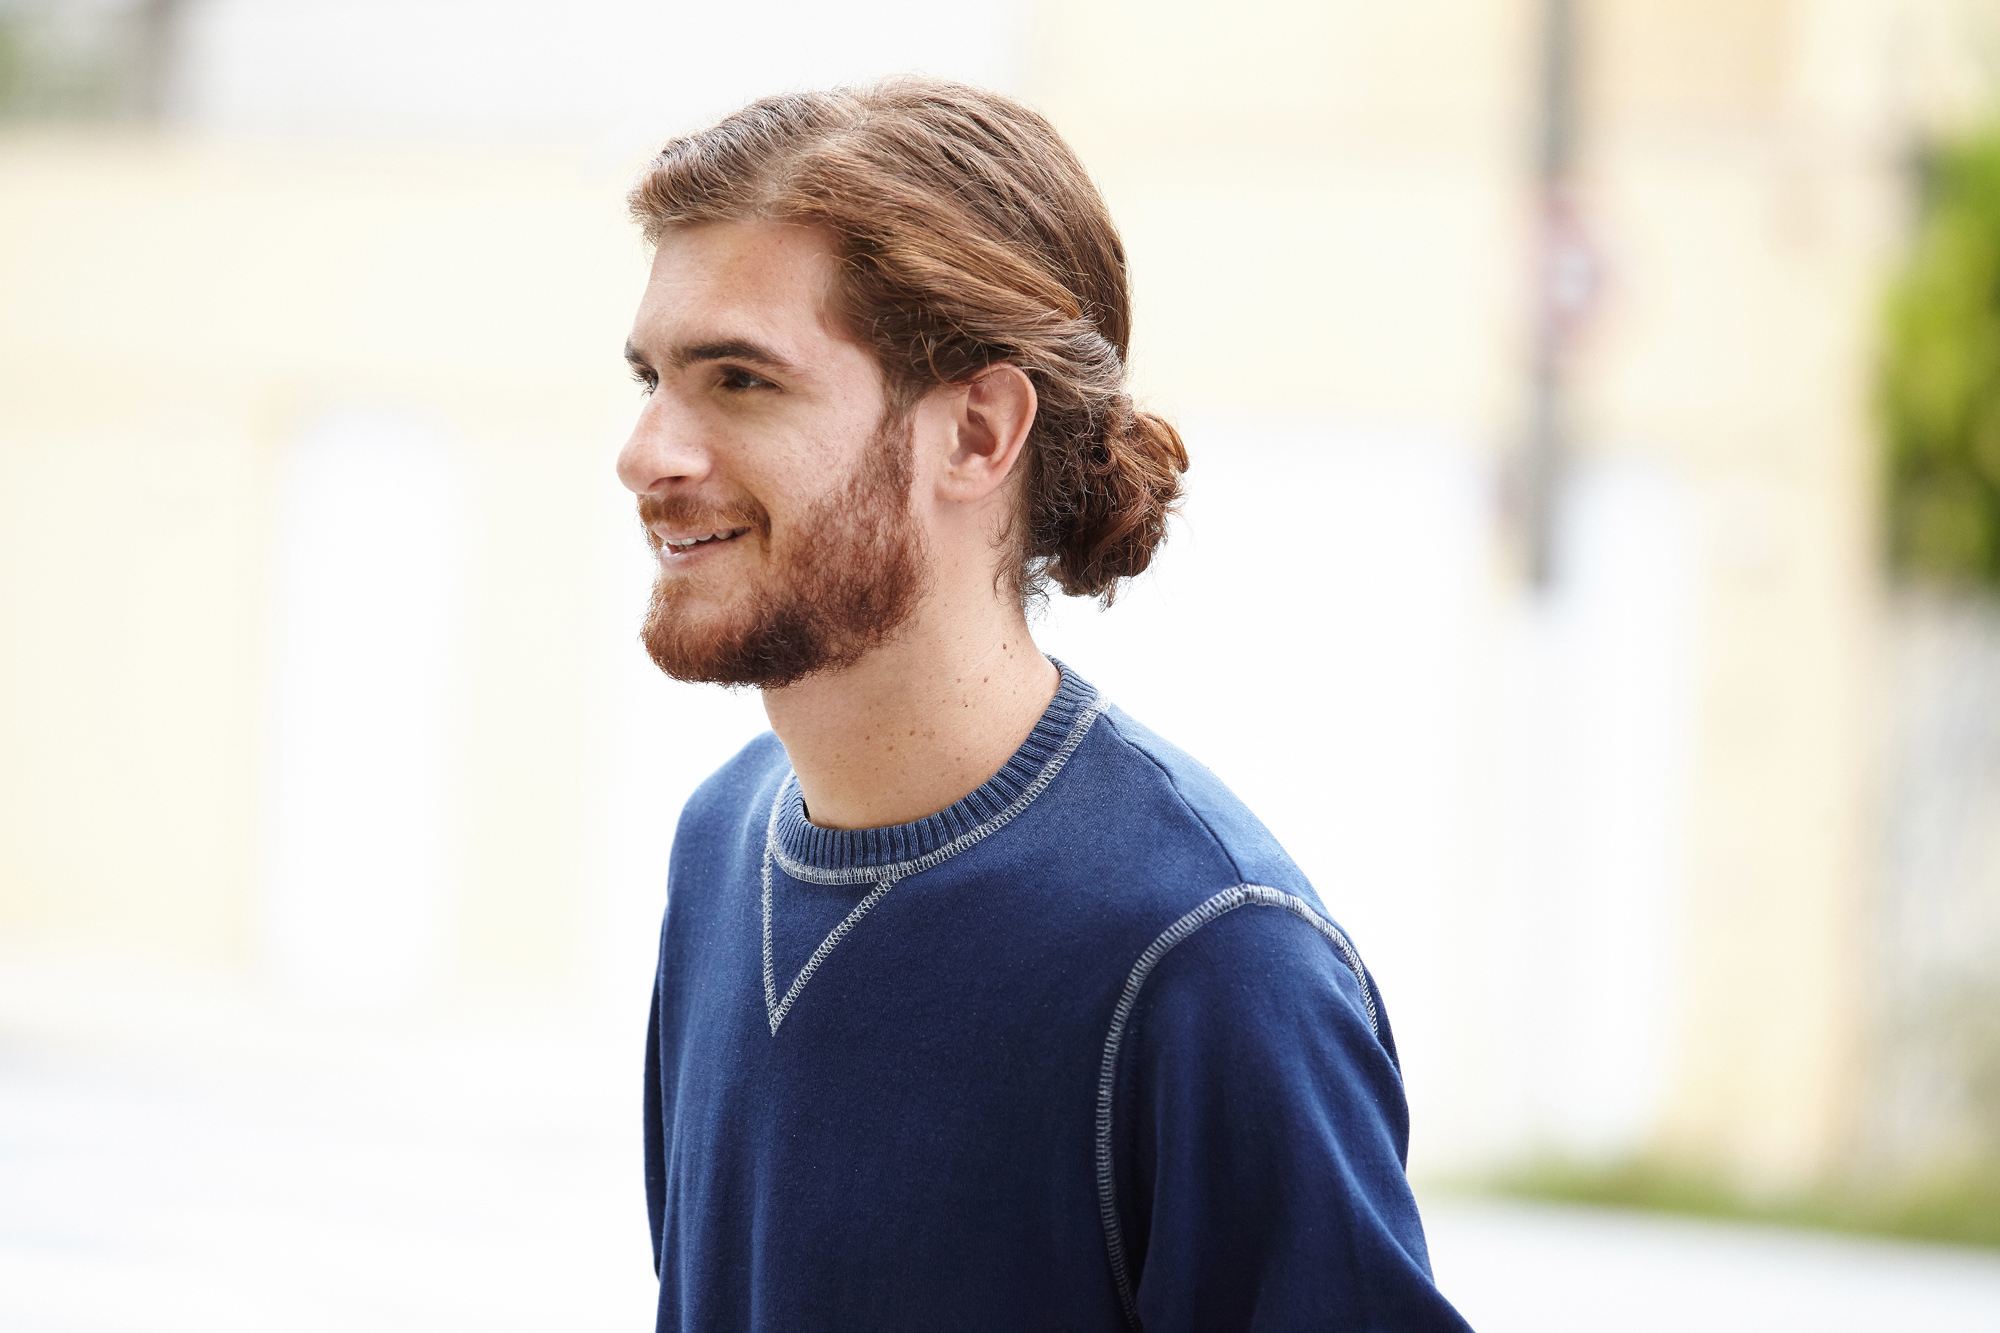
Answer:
(755, 695, 1101, 1036)
(769, 695, 1103, 886)
(1093, 884, 1382, 1328)
(761, 856, 896, 1036)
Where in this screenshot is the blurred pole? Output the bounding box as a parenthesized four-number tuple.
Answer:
(131, 0, 187, 122)
(1516, 0, 1596, 591)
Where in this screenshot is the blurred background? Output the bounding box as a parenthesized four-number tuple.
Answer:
(4, 0, 2000, 1328)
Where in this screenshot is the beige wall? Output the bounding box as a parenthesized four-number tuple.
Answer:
(1575, 0, 1902, 1181)
(1026, 0, 1530, 438)
(0, 136, 648, 992)
(1026, 0, 1981, 1185)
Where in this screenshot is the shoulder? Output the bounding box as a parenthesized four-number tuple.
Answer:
(1030, 685, 1374, 1008)
(1060, 698, 1321, 908)
(688, 728, 786, 809)
(668, 730, 788, 869)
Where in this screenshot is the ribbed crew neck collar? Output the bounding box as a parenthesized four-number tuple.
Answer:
(768, 656, 1100, 878)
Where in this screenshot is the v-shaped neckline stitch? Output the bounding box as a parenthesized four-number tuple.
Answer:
(759, 849, 897, 1036)
(753, 660, 1104, 1036)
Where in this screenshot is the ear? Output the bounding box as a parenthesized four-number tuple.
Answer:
(936, 363, 1036, 505)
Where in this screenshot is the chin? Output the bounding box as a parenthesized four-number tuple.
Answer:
(645, 599, 891, 691)
(641, 603, 802, 689)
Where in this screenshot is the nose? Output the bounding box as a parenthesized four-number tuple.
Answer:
(616, 396, 713, 495)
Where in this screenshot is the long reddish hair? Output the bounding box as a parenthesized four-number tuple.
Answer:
(627, 77, 1187, 605)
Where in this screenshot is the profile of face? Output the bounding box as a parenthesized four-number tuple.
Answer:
(617, 220, 934, 689)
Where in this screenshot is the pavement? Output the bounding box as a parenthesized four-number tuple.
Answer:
(1427, 1194, 2000, 1332)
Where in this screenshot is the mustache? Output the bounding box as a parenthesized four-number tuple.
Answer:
(637, 493, 769, 535)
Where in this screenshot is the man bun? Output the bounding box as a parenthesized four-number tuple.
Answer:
(1036, 402, 1188, 603)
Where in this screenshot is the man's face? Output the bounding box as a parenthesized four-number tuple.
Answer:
(616, 219, 933, 689)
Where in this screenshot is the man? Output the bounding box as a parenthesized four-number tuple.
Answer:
(619, 78, 1474, 1332)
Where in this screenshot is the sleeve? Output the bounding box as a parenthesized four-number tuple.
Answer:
(643, 965, 667, 1281)
(1103, 888, 1475, 1332)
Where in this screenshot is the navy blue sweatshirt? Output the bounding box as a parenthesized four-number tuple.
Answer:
(644, 658, 1474, 1330)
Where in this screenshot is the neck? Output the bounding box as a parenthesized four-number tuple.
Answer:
(761, 613, 1060, 832)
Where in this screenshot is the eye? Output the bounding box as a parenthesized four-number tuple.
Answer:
(629, 366, 657, 397)
(716, 365, 773, 393)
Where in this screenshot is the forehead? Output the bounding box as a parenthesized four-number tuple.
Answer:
(629, 218, 854, 366)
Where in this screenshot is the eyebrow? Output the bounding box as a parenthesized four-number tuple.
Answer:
(623, 337, 803, 377)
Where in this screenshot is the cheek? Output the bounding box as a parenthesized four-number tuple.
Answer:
(746, 403, 897, 528)
(757, 479, 824, 548)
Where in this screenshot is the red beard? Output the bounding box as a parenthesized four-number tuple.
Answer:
(637, 407, 932, 690)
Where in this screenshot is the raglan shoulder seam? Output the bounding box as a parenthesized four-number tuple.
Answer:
(1092, 882, 1384, 1329)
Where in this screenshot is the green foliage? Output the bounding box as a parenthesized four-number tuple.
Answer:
(1474, 1152, 2000, 1250)
(0, 21, 22, 112)
(1879, 129, 2000, 588)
